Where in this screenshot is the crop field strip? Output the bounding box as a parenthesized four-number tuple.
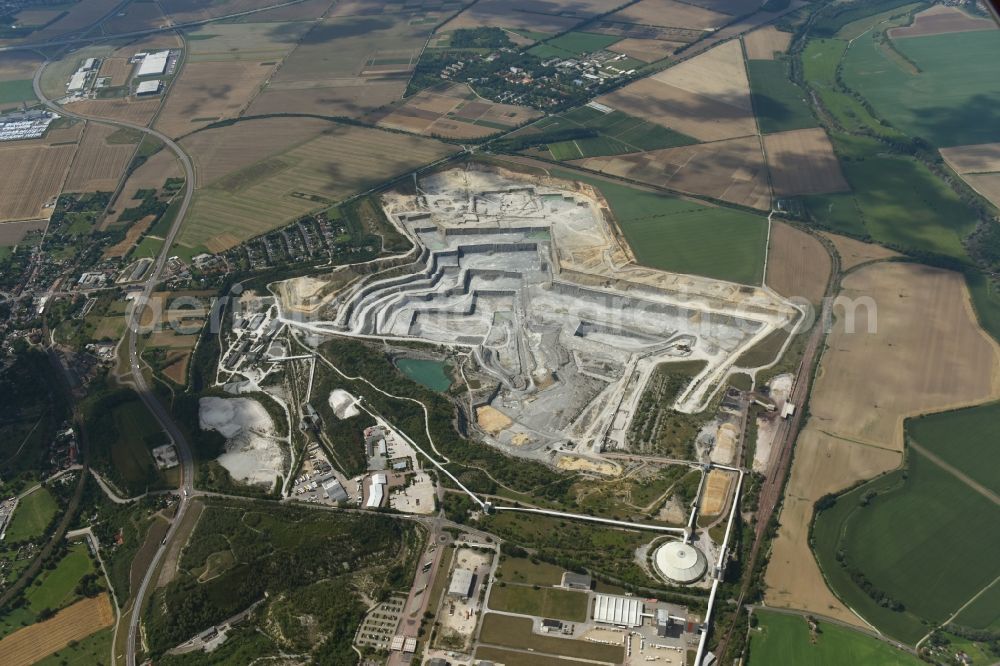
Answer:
(745, 58, 817, 134)
(547, 167, 769, 285)
(178, 125, 456, 252)
(765, 262, 1000, 637)
(572, 135, 772, 211)
(64, 122, 138, 193)
(0, 594, 114, 666)
(762, 128, 848, 197)
(747, 610, 923, 666)
(0, 141, 78, 222)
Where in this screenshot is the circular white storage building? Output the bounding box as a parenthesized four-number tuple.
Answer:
(653, 540, 708, 585)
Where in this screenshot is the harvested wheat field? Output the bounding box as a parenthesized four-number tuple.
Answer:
(65, 98, 161, 126)
(940, 142, 1000, 174)
(960, 173, 1000, 209)
(155, 61, 274, 138)
(573, 135, 771, 210)
(163, 350, 192, 384)
(820, 232, 900, 272)
(764, 128, 849, 197)
(765, 222, 831, 304)
(97, 57, 131, 86)
(765, 262, 1000, 621)
(178, 126, 455, 252)
(0, 143, 76, 222)
(64, 122, 137, 193)
(0, 49, 42, 81)
(185, 21, 310, 62)
(104, 0, 166, 33)
(3, 0, 119, 45)
(598, 40, 755, 141)
(700, 469, 735, 515)
(608, 38, 681, 62)
(608, 0, 728, 30)
(376, 83, 540, 138)
(743, 25, 792, 60)
(182, 117, 335, 187)
(684, 0, 761, 14)
(0, 593, 114, 666)
(160, 0, 290, 23)
(0, 219, 46, 245)
(889, 4, 996, 38)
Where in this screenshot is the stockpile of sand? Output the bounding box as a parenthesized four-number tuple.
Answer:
(199, 397, 286, 486)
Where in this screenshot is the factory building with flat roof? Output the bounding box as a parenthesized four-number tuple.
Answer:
(592, 593, 644, 627)
(136, 80, 162, 96)
(137, 50, 170, 77)
(447, 568, 476, 599)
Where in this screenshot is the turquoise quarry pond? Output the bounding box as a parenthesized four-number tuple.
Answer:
(396, 358, 451, 391)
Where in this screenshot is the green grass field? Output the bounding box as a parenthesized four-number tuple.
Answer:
(4, 486, 58, 542)
(479, 614, 624, 662)
(906, 402, 1000, 495)
(966, 270, 1000, 344)
(747, 59, 817, 134)
(812, 449, 1000, 643)
(528, 31, 621, 59)
(535, 105, 697, 158)
(0, 542, 97, 637)
(803, 134, 976, 259)
(747, 611, 923, 665)
(497, 557, 567, 586)
(842, 29, 1000, 147)
(488, 584, 588, 621)
(954, 580, 1000, 631)
(0, 79, 36, 104)
(548, 169, 769, 284)
(801, 38, 904, 138)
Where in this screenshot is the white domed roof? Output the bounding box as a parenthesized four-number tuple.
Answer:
(653, 540, 707, 584)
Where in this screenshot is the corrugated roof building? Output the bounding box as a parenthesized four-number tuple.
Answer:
(593, 594, 643, 627)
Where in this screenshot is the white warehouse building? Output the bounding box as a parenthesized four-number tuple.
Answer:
(137, 50, 170, 77)
(593, 594, 644, 627)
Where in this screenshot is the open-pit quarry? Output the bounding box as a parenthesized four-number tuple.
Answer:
(280, 166, 799, 464)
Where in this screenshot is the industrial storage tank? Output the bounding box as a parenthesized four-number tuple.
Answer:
(653, 540, 708, 584)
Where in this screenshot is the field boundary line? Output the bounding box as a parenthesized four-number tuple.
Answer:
(909, 441, 1000, 506)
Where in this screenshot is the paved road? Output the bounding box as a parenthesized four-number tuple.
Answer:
(33, 61, 197, 666)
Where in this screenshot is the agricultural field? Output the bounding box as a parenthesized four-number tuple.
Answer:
(804, 135, 978, 260)
(159, 0, 310, 23)
(0, 51, 42, 106)
(763, 128, 848, 197)
(549, 167, 768, 284)
(248, 11, 444, 118)
(0, 542, 100, 636)
(606, 0, 729, 31)
(0, 595, 114, 666)
(765, 262, 1000, 632)
(64, 98, 162, 127)
(519, 104, 696, 159)
(64, 122, 138, 193)
(743, 25, 792, 60)
(3, 486, 58, 543)
(375, 83, 541, 139)
(104, 149, 183, 228)
(813, 448, 1000, 644)
(154, 60, 275, 138)
(96, 57, 130, 86)
(177, 124, 454, 254)
(0, 0, 120, 47)
(0, 140, 78, 222)
(184, 21, 312, 63)
(606, 38, 678, 63)
(889, 4, 996, 39)
(940, 142, 1000, 209)
(598, 40, 756, 141)
(905, 402, 1000, 496)
(441, 0, 619, 34)
(103, 1, 166, 34)
(820, 231, 900, 272)
(747, 610, 923, 666)
(573, 135, 771, 210)
(765, 221, 831, 304)
(841, 28, 1000, 147)
(528, 31, 622, 59)
(33, 628, 112, 666)
(496, 557, 567, 586)
(487, 584, 589, 621)
(746, 59, 816, 134)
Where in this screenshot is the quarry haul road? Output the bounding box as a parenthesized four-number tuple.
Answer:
(33, 60, 197, 666)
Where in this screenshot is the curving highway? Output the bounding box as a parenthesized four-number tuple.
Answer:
(33, 61, 197, 666)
